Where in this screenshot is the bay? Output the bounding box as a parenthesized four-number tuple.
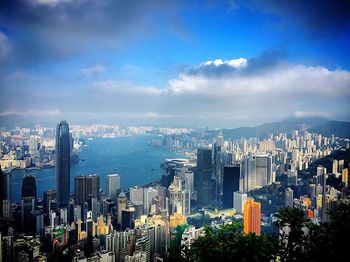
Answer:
(11, 135, 183, 203)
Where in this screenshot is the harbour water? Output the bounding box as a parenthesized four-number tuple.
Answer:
(11, 135, 183, 203)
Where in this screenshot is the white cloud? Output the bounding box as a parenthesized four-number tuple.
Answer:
(79, 64, 106, 77)
(168, 61, 350, 99)
(202, 58, 247, 68)
(28, 0, 73, 6)
(292, 111, 331, 118)
(0, 109, 61, 117)
(92, 80, 164, 95)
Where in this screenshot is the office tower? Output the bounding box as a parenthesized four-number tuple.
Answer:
(322, 195, 337, 223)
(222, 165, 240, 208)
(43, 190, 57, 213)
(133, 201, 144, 219)
(285, 188, 294, 208)
(118, 191, 127, 225)
(21, 197, 35, 233)
(2, 170, 11, 201)
(121, 202, 135, 230)
(317, 166, 327, 196)
(184, 171, 194, 194)
(287, 169, 298, 186)
(74, 175, 86, 205)
(161, 161, 176, 188)
(86, 174, 100, 200)
(233, 191, 247, 214)
(240, 156, 256, 192)
(21, 174, 37, 200)
(195, 148, 212, 207)
(338, 160, 344, 173)
(244, 198, 261, 236)
(342, 168, 349, 187)
(255, 155, 273, 187)
(332, 160, 338, 174)
(106, 174, 120, 201)
(29, 135, 39, 155)
(130, 186, 144, 203)
(56, 120, 71, 208)
(135, 236, 151, 262)
(213, 132, 224, 206)
(143, 187, 158, 214)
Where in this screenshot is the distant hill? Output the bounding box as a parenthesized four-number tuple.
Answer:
(0, 114, 35, 129)
(307, 148, 350, 175)
(308, 120, 350, 138)
(214, 117, 330, 139)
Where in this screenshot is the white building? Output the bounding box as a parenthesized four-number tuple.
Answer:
(233, 191, 247, 214)
(106, 174, 120, 201)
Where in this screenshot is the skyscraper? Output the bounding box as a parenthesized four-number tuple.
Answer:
(285, 188, 294, 208)
(56, 120, 71, 208)
(213, 132, 224, 206)
(255, 155, 272, 187)
(222, 165, 240, 208)
(117, 191, 127, 225)
(106, 174, 120, 201)
(22, 174, 37, 200)
(240, 156, 256, 192)
(195, 148, 212, 207)
(233, 191, 247, 214)
(2, 169, 11, 200)
(243, 198, 261, 236)
(74, 176, 86, 205)
(86, 174, 100, 200)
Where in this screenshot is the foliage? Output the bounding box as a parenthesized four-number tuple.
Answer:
(166, 204, 350, 261)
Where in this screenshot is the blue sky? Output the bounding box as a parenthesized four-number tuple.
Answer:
(0, 0, 349, 127)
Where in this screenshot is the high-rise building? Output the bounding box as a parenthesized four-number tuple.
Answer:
(43, 190, 57, 214)
(287, 169, 298, 186)
(29, 135, 39, 156)
(2, 170, 11, 200)
(213, 132, 224, 206)
(255, 155, 273, 187)
(86, 174, 100, 200)
(317, 166, 327, 196)
(195, 148, 212, 207)
(118, 191, 127, 225)
(285, 188, 294, 208)
(21, 197, 35, 233)
(243, 198, 261, 236)
(342, 168, 349, 187)
(338, 160, 344, 173)
(56, 120, 71, 208)
(222, 165, 240, 208)
(143, 187, 158, 214)
(240, 156, 256, 192)
(130, 186, 144, 204)
(332, 160, 338, 175)
(74, 175, 86, 205)
(106, 174, 120, 201)
(233, 191, 247, 214)
(21, 174, 37, 200)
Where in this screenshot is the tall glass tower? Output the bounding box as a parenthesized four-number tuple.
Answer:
(56, 120, 71, 208)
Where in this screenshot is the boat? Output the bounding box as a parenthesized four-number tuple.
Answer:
(113, 168, 118, 171)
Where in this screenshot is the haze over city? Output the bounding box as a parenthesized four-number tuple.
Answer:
(1, 0, 349, 127)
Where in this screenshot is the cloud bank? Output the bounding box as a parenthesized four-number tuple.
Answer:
(1, 52, 349, 127)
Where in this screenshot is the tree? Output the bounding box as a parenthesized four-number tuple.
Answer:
(274, 207, 310, 261)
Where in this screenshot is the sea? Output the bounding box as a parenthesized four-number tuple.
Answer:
(10, 135, 184, 203)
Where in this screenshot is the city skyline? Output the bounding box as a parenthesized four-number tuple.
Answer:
(0, 1, 349, 128)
